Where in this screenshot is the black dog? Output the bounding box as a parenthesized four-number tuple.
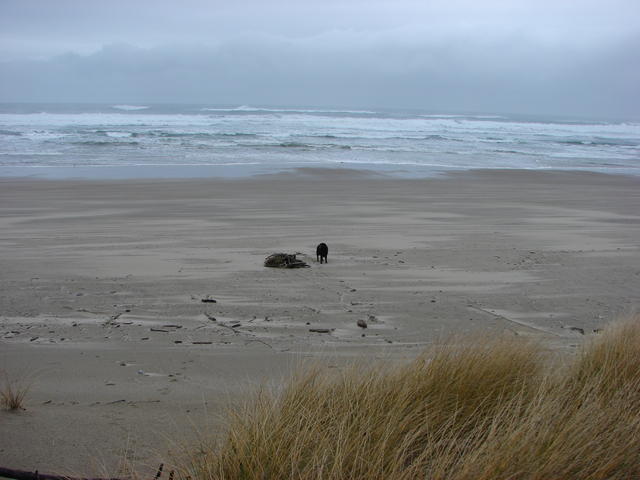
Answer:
(316, 242, 328, 264)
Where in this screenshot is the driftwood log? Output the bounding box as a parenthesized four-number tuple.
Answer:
(264, 253, 309, 268)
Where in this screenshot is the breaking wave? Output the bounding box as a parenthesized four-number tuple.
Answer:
(201, 105, 376, 115)
(0, 129, 21, 136)
(112, 105, 149, 111)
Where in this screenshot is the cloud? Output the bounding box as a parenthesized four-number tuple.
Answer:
(2, 0, 638, 59)
(0, 0, 638, 117)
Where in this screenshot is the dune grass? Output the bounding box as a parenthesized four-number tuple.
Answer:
(182, 316, 640, 479)
(0, 371, 30, 411)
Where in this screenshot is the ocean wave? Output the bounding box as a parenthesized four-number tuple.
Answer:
(24, 131, 69, 140)
(492, 149, 544, 156)
(139, 131, 260, 140)
(218, 132, 259, 137)
(0, 152, 63, 156)
(80, 129, 465, 144)
(278, 142, 312, 148)
(590, 137, 638, 147)
(349, 145, 422, 153)
(0, 129, 21, 136)
(149, 131, 215, 139)
(423, 134, 458, 141)
(289, 133, 463, 142)
(71, 140, 140, 146)
(420, 114, 506, 120)
(318, 143, 351, 150)
(553, 137, 639, 147)
(112, 105, 149, 111)
(201, 105, 376, 115)
(555, 139, 589, 146)
(237, 141, 352, 150)
(94, 130, 134, 138)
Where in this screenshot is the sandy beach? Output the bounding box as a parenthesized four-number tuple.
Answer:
(1, 168, 639, 474)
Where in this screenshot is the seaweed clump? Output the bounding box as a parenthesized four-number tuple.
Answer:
(264, 253, 309, 268)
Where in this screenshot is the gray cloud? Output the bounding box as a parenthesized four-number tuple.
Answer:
(1, 0, 638, 118)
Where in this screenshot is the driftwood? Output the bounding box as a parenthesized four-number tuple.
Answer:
(264, 253, 309, 269)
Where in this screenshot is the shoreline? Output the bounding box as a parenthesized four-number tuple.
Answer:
(1, 168, 639, 473)
(2, 163, 640, 182)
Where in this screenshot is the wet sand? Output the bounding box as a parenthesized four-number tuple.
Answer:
(1, 168, 639, 474)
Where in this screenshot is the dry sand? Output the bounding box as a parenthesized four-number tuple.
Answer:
(1, 168, 639, 474)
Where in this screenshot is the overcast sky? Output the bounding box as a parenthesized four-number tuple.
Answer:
(0, 0, 638, 118)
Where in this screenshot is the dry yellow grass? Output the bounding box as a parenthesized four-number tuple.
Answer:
(0, 371, 30, 411)
(182, 316, 640, 479)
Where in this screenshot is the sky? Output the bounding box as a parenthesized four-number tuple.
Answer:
(0, 0, 639, 118)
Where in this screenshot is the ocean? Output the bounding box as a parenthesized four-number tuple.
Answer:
(1, 103, 638, 179)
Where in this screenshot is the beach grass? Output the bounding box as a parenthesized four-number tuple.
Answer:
(182, 317, 640, 479)
(0, 371, 30, 411)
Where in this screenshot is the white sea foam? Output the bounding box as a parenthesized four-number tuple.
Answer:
(0, 151, 63, 156)
(112, 105, 150, 111)
(201, 106, 376, 115)
(420, 114, 506, 120)
(104, 131, 133, 138)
